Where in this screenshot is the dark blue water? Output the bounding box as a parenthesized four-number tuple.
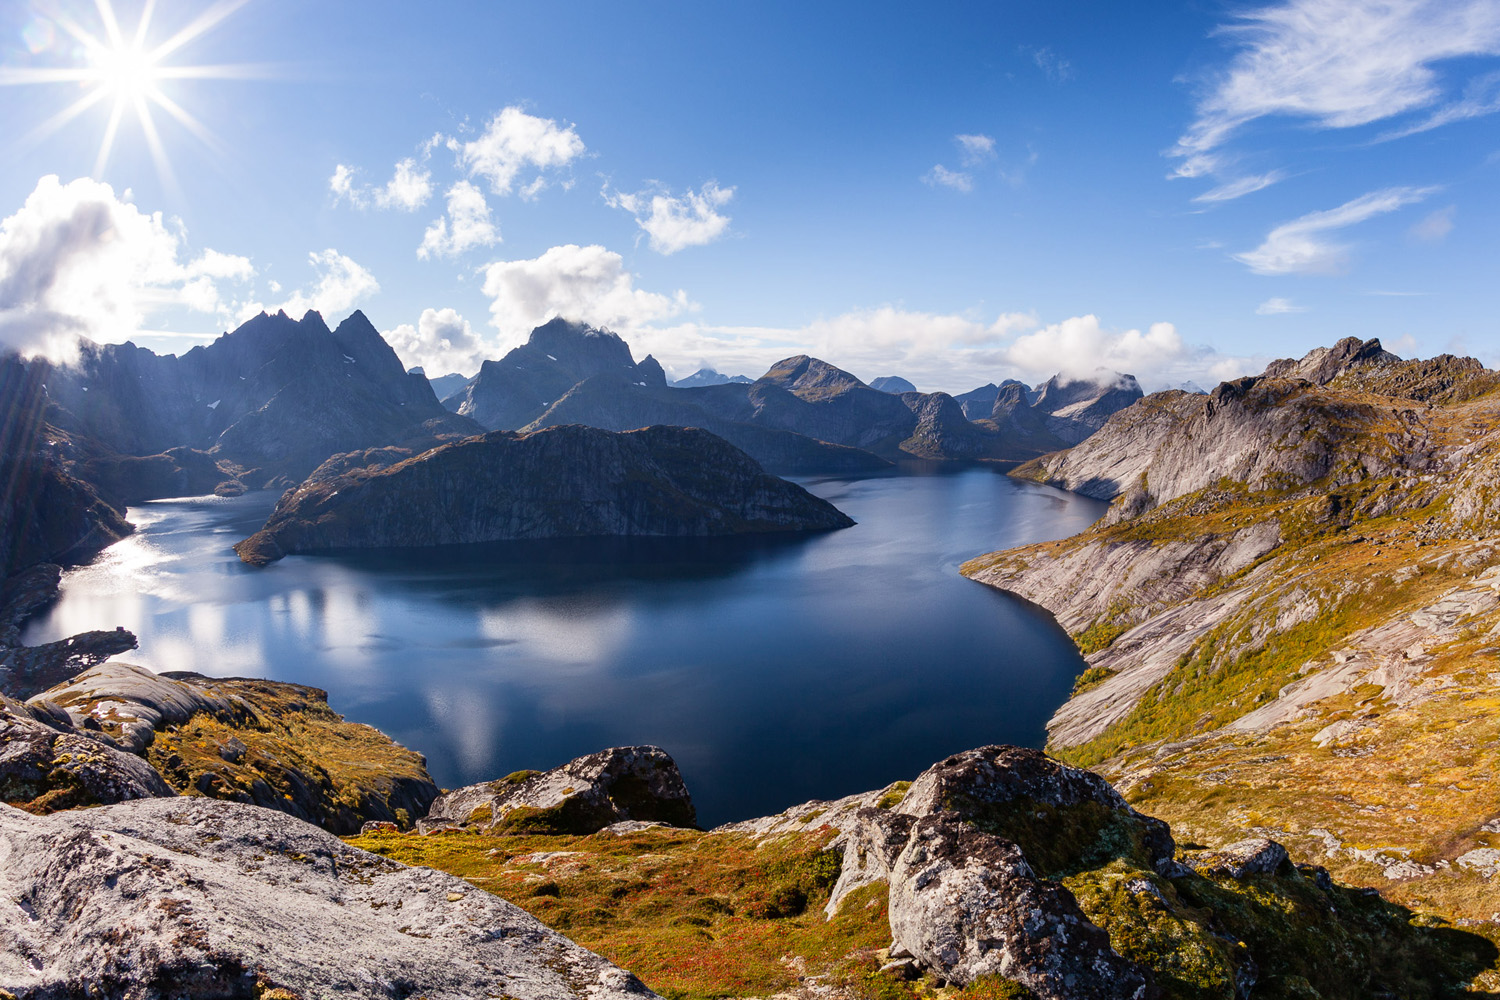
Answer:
(24, 466, 1105, 826)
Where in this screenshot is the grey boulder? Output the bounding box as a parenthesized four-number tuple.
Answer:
(419, 744, 696, 834)
(0, 796, 657, 1000)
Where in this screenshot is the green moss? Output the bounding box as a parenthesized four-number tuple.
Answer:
(876, 782, 912, 810)
(1074, 618, 1129, 656)
(952, 795, 1160, 879)
(957, 976, 1037, 1000)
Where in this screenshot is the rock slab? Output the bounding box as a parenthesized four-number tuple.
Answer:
(0, 797, 658, 1000)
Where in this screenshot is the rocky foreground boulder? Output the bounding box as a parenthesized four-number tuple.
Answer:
(824, 746, 1168, 997)
(419, 745, 696, 835)
(0, 797, 657, 1000)
(235, 424, 854, 566)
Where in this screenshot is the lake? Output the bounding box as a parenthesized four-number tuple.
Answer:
(25, 465, 1106, 827)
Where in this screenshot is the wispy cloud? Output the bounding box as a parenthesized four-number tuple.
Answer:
(956, 133, 996, 166)
(1256, 297, 1305, 314)
(604, 181, 734, 255)
(923, 164, 973, 192)
(1172, 0, 1500, 189)
(1409, 205, 1456, 243)
(1029, 46, 1074, 82)
(1234, 185, 1437, 275)
(1193, 170, 1286, 204)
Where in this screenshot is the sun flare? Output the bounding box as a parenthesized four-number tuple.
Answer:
(1, 0, 263, 188)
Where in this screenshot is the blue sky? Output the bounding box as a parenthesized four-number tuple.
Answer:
(1, 0, 1497, 392)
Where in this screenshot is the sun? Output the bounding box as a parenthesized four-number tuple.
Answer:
(1, 0, 262, 189)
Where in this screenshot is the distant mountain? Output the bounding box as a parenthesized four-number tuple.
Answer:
(449, 319, 1139, 467)
(235, 424, 855, 566)
(671, 368, 753, 387)
(869, 376, 917, 393)
(409, 369, 472, 405)
(953, 380, 1028, 420)
(1029, 371, 1144, 445)
(449, 318, 658, 429)
(1170, 381, 1208, 395)
(19, 310, 480, 504)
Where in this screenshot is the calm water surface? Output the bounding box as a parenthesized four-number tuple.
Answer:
(26, 466, 1105, 826)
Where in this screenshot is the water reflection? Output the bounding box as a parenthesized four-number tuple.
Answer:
(25, 467, 1106, 826)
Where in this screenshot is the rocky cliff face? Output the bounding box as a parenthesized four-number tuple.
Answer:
(963, 342, 1500, 932)
(235, 424, 854, 566)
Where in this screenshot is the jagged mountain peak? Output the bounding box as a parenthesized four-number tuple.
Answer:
(1262, 336, 1398, 385)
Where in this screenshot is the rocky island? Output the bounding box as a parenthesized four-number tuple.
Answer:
(234, 423, 854, 566)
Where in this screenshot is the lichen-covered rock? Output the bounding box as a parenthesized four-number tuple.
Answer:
(0, 796, 658, 1000)
(1184, 838, 1290, 879)
(820, 747, 1169, 996)
(888, 812, 1152, 997)
(419, 745, 696, 835)
(235, 424, 854, 566)
(0, 698, 174, 812)
(33, 662, 438, 834)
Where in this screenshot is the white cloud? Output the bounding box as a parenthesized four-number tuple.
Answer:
(0, 175, 253, 360)
(384, 307, 485, 376)
(451, 106, 585, 197)
(240, 249, 378, 321)
(374, 158, 433, 211)
(604, 181, 734, 255)
(631, 309, 1254, 396)
(1173, 0, 1500, 179)
(1409, 205, 1455, 243)
(419, 181, 499, 259)
(1193, 170, 1287, 203)
(1234, 186, 1438, 275)
(1030, 46, 1074, 82)
(956, 133, 996, 166)
(923, 164, 973, 192)
(330, 158, 434, 212)
(1256, 297, 1305, 314)
(478, 244, 689, 349)
(1006, 316, 1188, 383)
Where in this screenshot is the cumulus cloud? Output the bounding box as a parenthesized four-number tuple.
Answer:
(384, 307, 485, 376)
(1172, 0, 1500, 184)
(329, 158, 433, 211)
(604, 182, 734, 255)
(478, 244, 689, 348)
(1256, 297, 1305, 314)
(419, 181, 499, 259)
(0, 175, 253, 360)
(923, 164, 973, 192)
(1409, 205, 1455, 243)
(236, 249, 378, 322)
(451, 106, 585, 197)
(1234, 186, 1437, 275)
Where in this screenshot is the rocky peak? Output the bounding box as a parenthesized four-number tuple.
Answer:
(756, 355, 868, 398)
(869, 375, 917, 393)
(522, 318, 636, 378)
(1262, 335, 1397, 385)
(635, 354, 669, 389)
